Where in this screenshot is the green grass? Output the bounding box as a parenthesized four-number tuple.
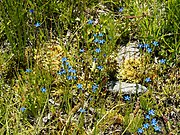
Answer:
(0, 0, 179, 134)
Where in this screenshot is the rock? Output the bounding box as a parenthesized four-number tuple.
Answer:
(108, 81, 147, 94)
(116, 42, 140, 65)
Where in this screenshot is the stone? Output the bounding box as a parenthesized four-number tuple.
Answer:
(108, 81, 147, 94)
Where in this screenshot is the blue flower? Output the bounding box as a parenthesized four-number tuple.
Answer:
(138, 44, 144, 48)
(97, 66, 103, 70)
(79, 108, 86, 113)
(137, 128, 144, 134)
(145, 77, 151, 83)
(143, 123, 149, 129)
(98, 33, 103, 37)
(103, 54, 106, 57)
(26, 69, 32, 73)
(119, 7, 124, 12)
(95, 48, 101, 53)
(144, 44, 150, 48)
(73, 76, 77, 80)
(29, 9, 34, 13)
(80, 48, 85, 53)
(152, 41, 159, 46)
(87, 19, 93, 24)
(93, 33, 97, 37)
(159, 59, 166, 64)
(34, 22, 41, 27)
(62, 57, 67, 62)
(41, 87, 46, 93)
(68, 68, 76, 74)
(148, 109, 155, 116)
(92, 84, 98, 92)
(151, 118, 158, 126)
(20, 107, 26, 112)
(98, 39, 105, 44)
(94, 38, 99, 43)
(67, 76, 73, 80)
(145, 114, 150, 119)
(57, 69, 66, 75)
(154, 125, 161, 132)
(147, 48, 152, 53)
(124, 95, 130, 101)
(77, 84, 83, 89)
(93, 58, 97, 61)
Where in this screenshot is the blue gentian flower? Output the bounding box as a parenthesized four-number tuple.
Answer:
(147, 48, 152, 53)
(154, 125, 161, 132)
(93, 33, 97, 37)
(34, 22, 41, 27)
(98, 39, 105, 44)
(41, 87, 46, 93)
(93, 58, 97, 61)
(148, 109, 155, 116)
(68, 68, 76, 74)
(145, 77, 151, 83)
(137, 128, 144, 134)
(94, 38, 99, 43)
(152, 41, 159, 46)
(144, 44, 150, 48)
(79, 108, 86, 113)
(159, 59, 166, 64)
(29, 9, 34, 13)
(124, 95, 130, 101)
(67, 76, 73, 80)
(73, 76, 77, 80)
(119, 7, 124, 12)
(80, 48, 85, 53)
(145, 114, 150, 119)
(98, 33, 103, 37)
(95, 48, 101, 53)
(26, 69, 32, 73)
(87, 19, 93, 24)
(103, 54, 106, 57)
(92, 84, 98, 92)
(151, 118, 158, 126)
(138, 44, 144, 48)
(20, 107, 26, 112)
(143, 123, 149, 129)
(57, 69, 66, 75)
(62, 57, 67, 62)
(77, 84, 83, 89)
(97, 66, 103, 70)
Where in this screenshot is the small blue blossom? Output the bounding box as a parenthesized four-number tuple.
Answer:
(68, 68, 76, 74)
(92, 84, 98, 92)
(29, 9, 34, 13)
(103, 54, 106, 57)
(34, 22, 41, 27)
(93, 33, 97, 37)
(67, 76, 73, 80)
(98, 33, 103, 37)
(57, 69, 66, 75)
(143, 123, 149, 129)
(80, 48, 85, 53)
(148, 109, 155, 116)
(159, 59, 166, 64)
(87, 19, 93, 24)
(95, 48, 101, 53)
(152, 41, 159, 46)
(145, 77, 151, 83)
(20, 107, 26, 112)
(138, 44, 144, 48)
(62, 57, 67, 62)
(147, 48, 152, 53)
(144, 44, 150, 48)
(154, 125, 161, 132)
(97, 66, 103, 70)
(73, 76, 77, 80)
(145, 114, 150, 119)
(124, 95, 130, 101)
(79, 108, 86, 113)
(41, 87, 46, 93)
(77, 84, 83, 89)
(119, 7, 124, 12)
(94, 38, 99, 43)
(98, 39, 105, 44)
(137, 128, 144, 134)
(151, 118, 158, 126)
(93, 58, 97, 61)
(65, 62, 69, 66)
(25, 69, 32, 73)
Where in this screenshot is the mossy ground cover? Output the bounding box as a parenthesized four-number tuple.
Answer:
(0, 0, 179, 134)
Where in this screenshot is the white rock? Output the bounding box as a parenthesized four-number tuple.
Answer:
(108, 81, 147, 94)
